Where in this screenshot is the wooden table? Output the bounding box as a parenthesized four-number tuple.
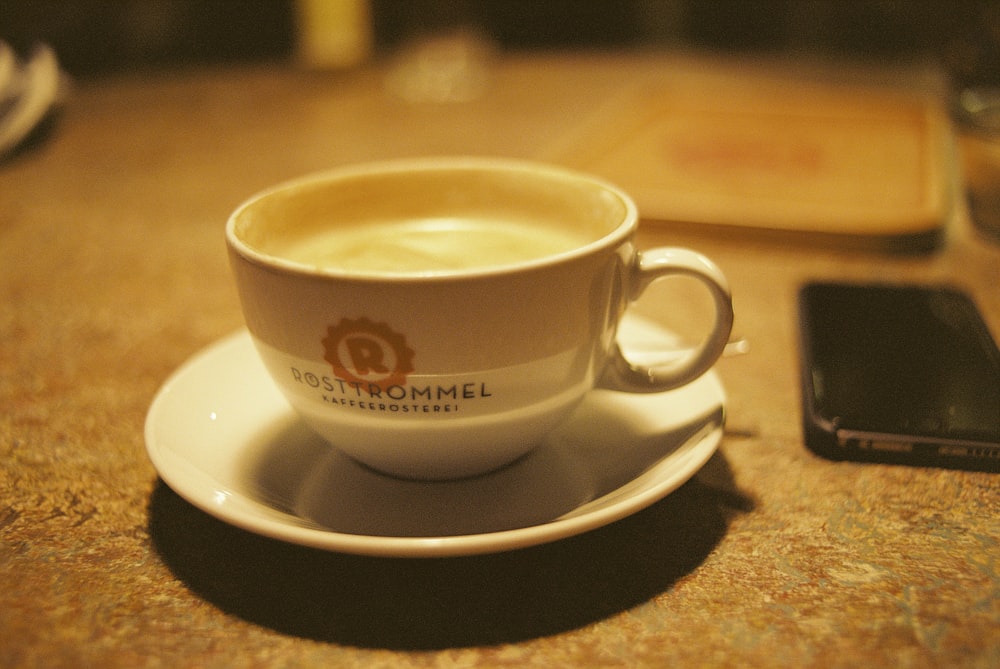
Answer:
(2, 52, 998, 668)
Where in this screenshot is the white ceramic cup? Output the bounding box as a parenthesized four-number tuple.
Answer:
(226, 157, 733, 480)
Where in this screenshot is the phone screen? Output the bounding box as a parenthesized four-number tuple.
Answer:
(799, 282, 1000, 465)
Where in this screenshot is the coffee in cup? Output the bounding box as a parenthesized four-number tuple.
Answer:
(227, 157, 733, 479)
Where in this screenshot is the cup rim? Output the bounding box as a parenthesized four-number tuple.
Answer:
(225, 156, 638, 283)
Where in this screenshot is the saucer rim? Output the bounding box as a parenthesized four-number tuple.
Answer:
(145, 326, 724, 558)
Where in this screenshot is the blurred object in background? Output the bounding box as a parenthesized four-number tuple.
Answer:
(955, 87, 1000, 242)
(384, 29, 495, 103)
(0, 41, 69, 161)
(295, 0, 371, 69)
(380, 0, 495, 103)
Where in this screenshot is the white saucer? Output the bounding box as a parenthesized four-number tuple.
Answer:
(145, 316, 725, 558)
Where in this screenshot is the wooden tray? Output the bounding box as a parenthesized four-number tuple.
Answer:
(545, 71, 952, 246)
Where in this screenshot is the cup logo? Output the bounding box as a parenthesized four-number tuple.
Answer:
(322, 317, 415, 394)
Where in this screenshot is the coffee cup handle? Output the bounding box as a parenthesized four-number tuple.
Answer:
(602, 247, 734, 392)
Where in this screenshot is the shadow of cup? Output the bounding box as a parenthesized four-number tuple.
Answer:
(148, 448, 752, 649)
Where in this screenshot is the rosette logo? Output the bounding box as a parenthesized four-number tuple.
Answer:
(322, 317, 415, 394)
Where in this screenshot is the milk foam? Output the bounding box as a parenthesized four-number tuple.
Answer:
(279, 218, 589, 274)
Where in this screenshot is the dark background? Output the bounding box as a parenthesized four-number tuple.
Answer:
(1, 1, 998, 85)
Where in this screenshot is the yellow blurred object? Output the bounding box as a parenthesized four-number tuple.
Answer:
(295, 0, 372, 69)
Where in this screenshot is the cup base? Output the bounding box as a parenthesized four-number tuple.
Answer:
(298, 400, 582, 481)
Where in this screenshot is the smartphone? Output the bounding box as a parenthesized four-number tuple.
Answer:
(798, 281, 1000, 471)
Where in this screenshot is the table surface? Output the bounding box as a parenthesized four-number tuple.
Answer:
(2, 51, 998, 669)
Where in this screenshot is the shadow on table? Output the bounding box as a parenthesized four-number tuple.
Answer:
(148, 450, 752, 650)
